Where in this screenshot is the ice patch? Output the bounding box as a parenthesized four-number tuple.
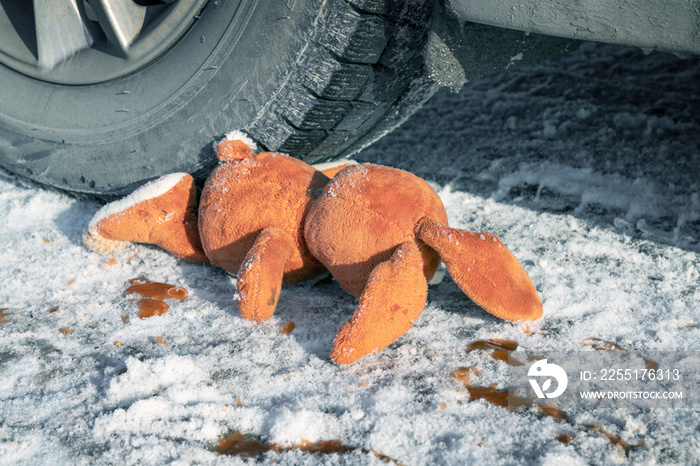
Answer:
(105, 355, 209, 407)
(507, 52, 523, 69)
(494, 162, 664, 221)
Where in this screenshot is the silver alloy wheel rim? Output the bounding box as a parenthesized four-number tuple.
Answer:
(0, 0, 208, 85)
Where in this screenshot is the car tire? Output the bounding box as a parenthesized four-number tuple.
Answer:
(0, 0, 438, 198)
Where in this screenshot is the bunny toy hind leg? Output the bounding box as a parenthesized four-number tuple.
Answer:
(416, 216, 542, 322)
(331, 240, 429, 365)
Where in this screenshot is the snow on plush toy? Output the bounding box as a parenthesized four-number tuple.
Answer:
(84, 132, 542, 364)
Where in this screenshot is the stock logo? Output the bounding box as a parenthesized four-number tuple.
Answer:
(528, 359, 568, 399)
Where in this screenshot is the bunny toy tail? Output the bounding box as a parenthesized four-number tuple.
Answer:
(215, 131, 257, 161)
(416, 216, 542, 322)
(331, 240, 428, 365)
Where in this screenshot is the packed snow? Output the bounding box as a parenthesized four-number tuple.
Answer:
(1, 42, 699, 465)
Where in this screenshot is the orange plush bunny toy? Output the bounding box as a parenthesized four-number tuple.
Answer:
(85, 133, 542, 364)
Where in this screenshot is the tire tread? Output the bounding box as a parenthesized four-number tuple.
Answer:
(246, 0, 436, 160)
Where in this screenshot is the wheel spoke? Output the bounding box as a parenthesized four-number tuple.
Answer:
(33, 0, 100, 70)
(89, 0, 148, 54)
(1, 0, 203, 84)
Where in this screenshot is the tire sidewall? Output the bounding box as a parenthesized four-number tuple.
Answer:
(0, 0, 324, 195)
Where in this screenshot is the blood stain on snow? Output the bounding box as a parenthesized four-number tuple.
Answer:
(126, 279, 188, 301)
(537, 404, 567, 421)
(467, 383, 567, 422)
(521, 325, 548, 336)
(454, 345, 647, 452)
(465, 339, 523, 366)
(491, 349, 521, 365)
(578, 336, 627, 352)
(453, 370, 565, 421)
(464, 384, 510, 408)
(295, 439, 355, 455)
(124, 278, 188, 319)
(280, 321, 296, 335)
(579, 336, 658, 370)
(457, 343, 565, 421)
(556, 432, 573, 444)
(466, 339, 518, 352)
(214, 431, 403, 464)
(452, 366, 482, 385)
(101, 257, 118, 269)
(215, 432, 269, 457)
(138, 299, 169, 319)
(582, 423, 647, 454)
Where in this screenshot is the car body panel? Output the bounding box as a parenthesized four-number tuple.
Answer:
(446, 0, 700, 57)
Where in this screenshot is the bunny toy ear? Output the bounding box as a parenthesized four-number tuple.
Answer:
(416, 216, 542, 322)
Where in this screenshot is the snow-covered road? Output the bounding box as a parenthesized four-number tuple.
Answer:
(1, 42, 699, 464)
